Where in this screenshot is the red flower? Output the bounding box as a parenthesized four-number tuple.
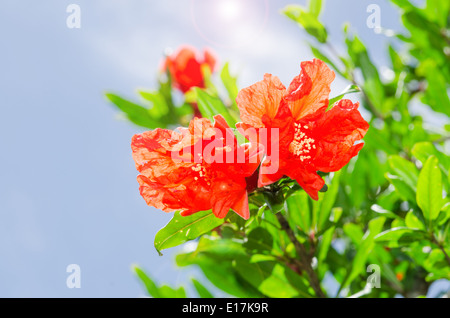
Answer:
(131, 115, 263, 219)
(163, 45, 217, 93)
(236, 59, 369, 200)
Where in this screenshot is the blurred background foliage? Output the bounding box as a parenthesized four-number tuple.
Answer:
(108, 0, 450, 298)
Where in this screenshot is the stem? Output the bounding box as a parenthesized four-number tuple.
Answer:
(276, 213, 327, 298)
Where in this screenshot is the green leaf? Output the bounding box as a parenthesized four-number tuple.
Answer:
(138, 90, 170, 118)
(423, 0, 450, 28)
(386, 155, 419, 201)
(234, 257, 313, 298)
(363, 126, 399, 155)
(405, 210, 426, 230)
(343, 223, 364, 246)
(176, 238, 264, 298)
(183, 236, 249, 261)
(243, 227, 276, 255)
(309, 44, 346, 78)
(282, 5, 328, 43)
(417, 156, 443, 224)
(200, 64, 219, 96)
(402, 11, 445, 54)
(316, 171, 341, 231)
(436, 204, 450, 227)
(154, 210, 224, 254)
(179, 253, 260, 298)
(286, 192, 311, 233)
(260, 208, 287, 250)
(385, 174, 416, 202)
(308, 0, 324, 18)
(388, 44, 404, 75)
(412, 142, 450, 175)
(419, 61, 450, 117)
(105, 93, 159, 128)
(220, 62, 239, 111)
(371, 204, 401, 219)
(375, 227, 427, 246)
(318, 208, 343, 277)
(159, 285, 187, 298)
(345, 33, 385, 112)
(342, 217, 386, 289)
(133, 266, 187, 298)
(195, 88, 238, 126)
(328, 85, 361, 108)
(191, 279, 214, 298)
(133, 265, 161, 298)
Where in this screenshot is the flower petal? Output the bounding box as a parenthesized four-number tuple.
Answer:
(258, 167, 285, 187)
(236, 74, 286, 128)
(137, 175, 211, 213)
(286, 59, 335, 120)
(131, 129, 188, 179)
(311, 99, 369, 172)
(288, 167, 325, 201)
(211, 177, 247, 219)
(231, 191, 250, 220)
(137, 175, 179, 212)
(165, 46, 205, 93)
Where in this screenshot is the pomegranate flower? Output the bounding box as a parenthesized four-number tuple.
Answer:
(236, 59, 369, 200)
(131, 115, 263, 220)
(163, 45, 217, 93)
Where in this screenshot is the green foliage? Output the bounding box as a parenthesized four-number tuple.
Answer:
(328, 85, 361, 108)
(154, 210, 224, 255)
(191, 279, 214, 298)
(194, 88, 238, 126)
(417, 156, 443, 223)
(282, 2, 327, 43)
(220, 62, 240, 112)
(106, 74, 195, 129)
(133, 265, 187, 298)
(105, 93, 160, 129)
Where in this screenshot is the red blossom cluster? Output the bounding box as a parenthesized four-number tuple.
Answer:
(132, 46, 369, 220)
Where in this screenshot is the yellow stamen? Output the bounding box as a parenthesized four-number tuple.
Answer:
(289, 124, 316, 162)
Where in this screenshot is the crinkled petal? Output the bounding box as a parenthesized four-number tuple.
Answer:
(166, 117, 215, 154)
(236, 74, 286, 128)
(286, 59, 335, 120)
(311, 99, 369, 172)
(138, 174, 211, 214)
(131, 129, 189, 179)
(137, 175, 180, 212)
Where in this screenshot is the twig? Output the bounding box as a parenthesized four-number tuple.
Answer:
(276, 213, 327, 298)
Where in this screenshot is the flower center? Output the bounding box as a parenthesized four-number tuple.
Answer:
(289, 123, 316, 162)
(191, 153, 211, 186)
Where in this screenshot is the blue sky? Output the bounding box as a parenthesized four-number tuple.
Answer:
(0, 0, 420, 297)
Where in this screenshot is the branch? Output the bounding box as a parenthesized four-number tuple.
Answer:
(276, 213, 327, 298)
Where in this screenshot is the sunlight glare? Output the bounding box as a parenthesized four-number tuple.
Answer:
(217, 0, 242, 20)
